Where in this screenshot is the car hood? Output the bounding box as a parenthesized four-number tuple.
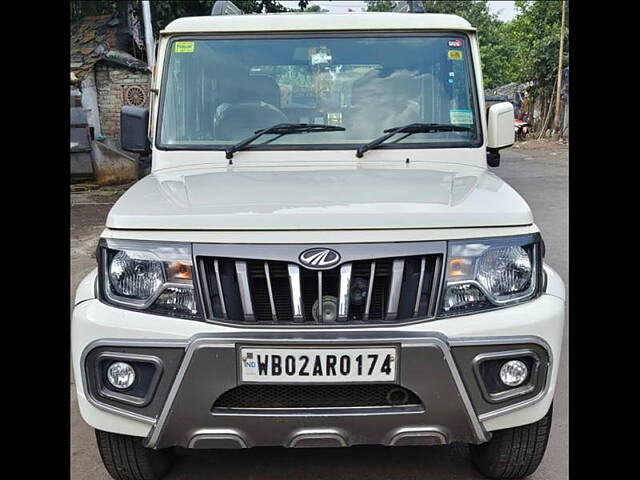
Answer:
(106, 162, 533, 231)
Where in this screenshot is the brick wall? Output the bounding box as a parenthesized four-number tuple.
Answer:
(95, 62, 150, 139)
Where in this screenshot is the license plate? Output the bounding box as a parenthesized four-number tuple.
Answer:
(239, 347, 398, 383)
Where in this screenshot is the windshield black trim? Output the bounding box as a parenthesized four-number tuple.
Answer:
(155, 31, 484, 152)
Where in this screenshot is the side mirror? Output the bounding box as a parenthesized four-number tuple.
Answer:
(120, 106, 150, 153)
(486, 102, 514, 167)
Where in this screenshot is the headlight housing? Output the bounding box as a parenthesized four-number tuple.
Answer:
(440, 234, 542, 316)
(99, 239, 201, 319)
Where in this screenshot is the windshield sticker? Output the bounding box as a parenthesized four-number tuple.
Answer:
(450, 109, 473, 125)
(448, 50, 463, 61)
(175, 41, 195, 53)
(448, 39, 463, 48)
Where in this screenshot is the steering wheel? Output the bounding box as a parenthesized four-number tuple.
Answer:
(215, 102, 289, 141)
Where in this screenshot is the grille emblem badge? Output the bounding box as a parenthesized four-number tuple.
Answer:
(299, 248, 341, 269)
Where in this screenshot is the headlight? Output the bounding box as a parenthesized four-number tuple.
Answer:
(440, 234, 542, 316)
(99, 239, 201, 319)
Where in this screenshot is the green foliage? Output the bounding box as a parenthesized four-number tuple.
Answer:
(150, 1, 211, 31)
(420, 1, 516, 89)
(366, 1, 398, 12)
(70, 1, 123, 22)
(511, 1, 568, 99)
(150, 1, 298, 30)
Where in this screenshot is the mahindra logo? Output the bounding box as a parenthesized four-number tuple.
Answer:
(299, 248, 341, 270)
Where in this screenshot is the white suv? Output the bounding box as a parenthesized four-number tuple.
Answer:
(71, 10, 565, 480)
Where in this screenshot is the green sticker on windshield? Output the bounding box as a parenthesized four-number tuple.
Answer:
(450, 109, 473, 125)
(175, 41, 195, 53)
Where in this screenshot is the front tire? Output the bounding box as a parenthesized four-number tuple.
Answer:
(470, 405, 553, 479)
(95, 429, 175, 480)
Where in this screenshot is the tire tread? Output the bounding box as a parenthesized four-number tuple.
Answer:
(95, 429, 174, 480)
(470, 405, 553, 479)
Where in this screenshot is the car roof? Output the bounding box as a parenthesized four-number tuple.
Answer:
(161, 12, 475, 35)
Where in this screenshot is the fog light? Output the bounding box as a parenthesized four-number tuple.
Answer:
(499, 360, 528, 387)
(107, 362, 136, 390)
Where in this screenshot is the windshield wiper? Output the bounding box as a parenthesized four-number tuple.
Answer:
(225, 123, 345, 159)
(355, 123, 472, 158)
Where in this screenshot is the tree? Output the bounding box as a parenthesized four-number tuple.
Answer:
(151, 1, 293, 29)
(508, 1, 568, 132)
(366, 1, 397, 12)
(511, 1, 568, 99)
(420, 1, 517, 89)
(72, 1, 312, 30)
(70, 1, 122, 22)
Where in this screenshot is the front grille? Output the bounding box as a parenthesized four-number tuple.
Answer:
(212, 384, 422, 410)
(196, 243, 444, 326)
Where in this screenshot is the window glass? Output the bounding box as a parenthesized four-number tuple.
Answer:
(160, 35, 479, 148)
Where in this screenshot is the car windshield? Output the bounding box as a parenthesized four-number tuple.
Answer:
(159, 34, 480, 149)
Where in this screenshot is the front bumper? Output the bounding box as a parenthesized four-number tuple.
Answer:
(72, 267, 565, 449)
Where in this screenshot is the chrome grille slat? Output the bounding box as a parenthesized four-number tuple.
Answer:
(414, 256, 426, 316)
(317, 271, 323, 323)
(263, 262, 277, 322)
(428, 255, 443, 318)
(386, 259, 405, 321)
(235, 261, 254, 321)
(337, 263, 352, 321)
(213, 259, 227, 319)
(288, 264, 304, 322)
(363, 260, 376, 321)
(198, 257, 214, 318)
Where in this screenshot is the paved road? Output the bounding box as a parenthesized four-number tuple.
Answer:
(70, 141, 568, 479)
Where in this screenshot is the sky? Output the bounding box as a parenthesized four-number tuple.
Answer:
(280, 1, 517, 21)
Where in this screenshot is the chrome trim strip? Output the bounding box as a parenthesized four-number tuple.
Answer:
(388, 427, 448, 446)
(287, 264, 304, 321)
(317, 271, 323, 323)
(212, 405, 423, 414)
(263, 262, 277, 322)
(414, 256, 426, 316)
(193, 241, 447, 268)
(386, 259, 405, 321)
(188, 430, 248, 449)
(337, 263, 352, 321)
(364, 260, 376, 321)
(288, 430, 347, 448)
(213, 259, 227, 319)
(235, 261, 254, 321)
